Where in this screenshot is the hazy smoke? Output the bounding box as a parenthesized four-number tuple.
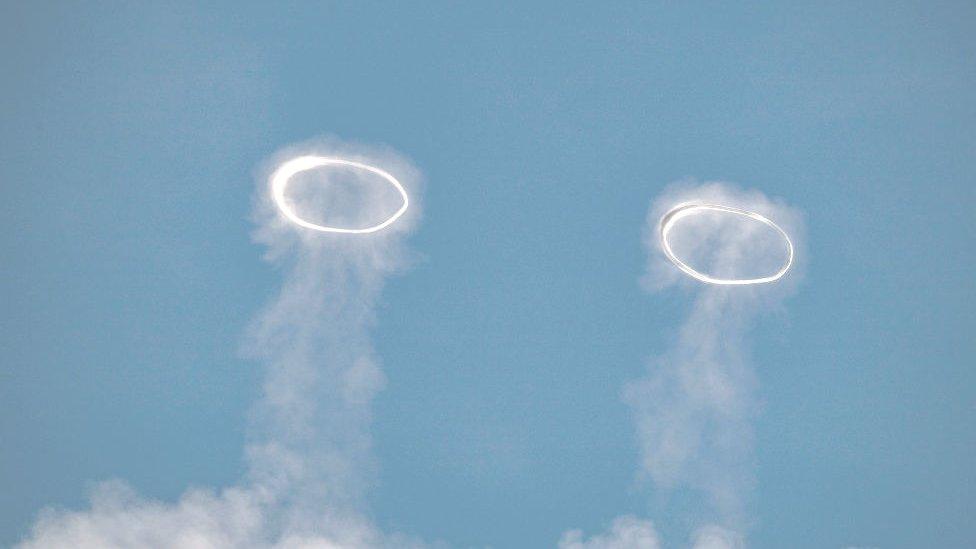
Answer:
(563, 182, 804, 549)
(18, 138, 426, 549)
(19, 167, 802, 548)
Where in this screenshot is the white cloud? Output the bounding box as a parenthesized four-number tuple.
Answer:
(559, 516, 661, 549)
(690, 525, 745, 549)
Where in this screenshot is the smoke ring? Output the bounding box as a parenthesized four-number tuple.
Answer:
(660, 203, 794, 285)
(271, 155, 409, 234)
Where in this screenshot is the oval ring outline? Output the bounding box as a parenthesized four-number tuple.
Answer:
(270, 155, 409, 234)
(659, 203, 794, 285)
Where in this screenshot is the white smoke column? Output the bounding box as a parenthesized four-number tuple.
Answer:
(18, 138, 426, 549)
(562, 182, 804, 549)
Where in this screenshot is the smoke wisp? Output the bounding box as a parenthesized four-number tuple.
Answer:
(18, 138, 426, 549)
(563, 182, 804, 549)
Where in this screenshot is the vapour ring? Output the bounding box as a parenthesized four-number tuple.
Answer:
(270, 155, 409, 234)
(660, 203, 794, 285)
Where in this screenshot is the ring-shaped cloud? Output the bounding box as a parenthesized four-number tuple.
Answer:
(660, 203, 794, 285)
(271, 155, 409, 234)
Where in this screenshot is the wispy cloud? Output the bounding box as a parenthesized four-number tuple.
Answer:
(18, 138, 427, 549)
(563, 182, 804, 548)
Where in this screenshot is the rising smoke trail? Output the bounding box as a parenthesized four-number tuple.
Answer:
(18, 138, 426, 549)
(561, 182, 804, 549)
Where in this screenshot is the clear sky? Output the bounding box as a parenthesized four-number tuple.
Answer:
(1, 2, 974, 548)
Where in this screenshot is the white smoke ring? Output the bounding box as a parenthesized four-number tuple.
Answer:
(271, 155, 409, 234)
(660, 203, 794, 285)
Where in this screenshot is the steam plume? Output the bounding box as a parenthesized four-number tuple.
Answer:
(18, 138, 425, 549)
(562, 182, 804, 549)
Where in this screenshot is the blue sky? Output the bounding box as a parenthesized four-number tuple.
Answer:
(1, 2, 974, 548)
